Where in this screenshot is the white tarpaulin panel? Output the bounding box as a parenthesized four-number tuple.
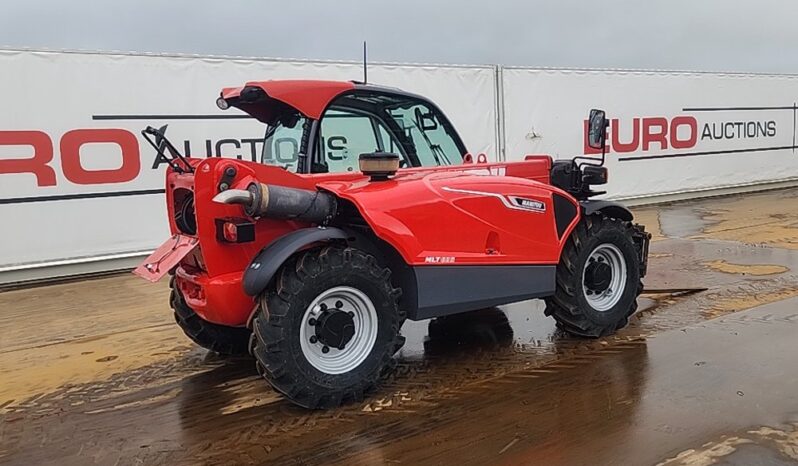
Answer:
(5, 50, 798, 280)
(502, 67, 798, 199)
(0, 50, 497, 274)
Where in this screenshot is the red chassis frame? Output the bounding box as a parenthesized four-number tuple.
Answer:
(136, 155, 580, 327)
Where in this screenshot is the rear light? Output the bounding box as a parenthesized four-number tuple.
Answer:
(215, 218, 255, 243)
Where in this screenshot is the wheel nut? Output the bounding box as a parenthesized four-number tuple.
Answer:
(308, 318, 317, 326)
(335, 300, 343, 309)
(348, 311, 354, 317)
(310, 335, 318, 344)
(322, 346, 330, 354)
(320, 303, 327, 311)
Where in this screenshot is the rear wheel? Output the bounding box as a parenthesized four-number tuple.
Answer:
(544, 215, 643, 337)
(251, 246, 405, 409)
(170, 277, 251, 356)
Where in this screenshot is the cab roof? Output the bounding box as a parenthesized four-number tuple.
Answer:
(218, 79, 430, 123)
(220, 80, 355, 120)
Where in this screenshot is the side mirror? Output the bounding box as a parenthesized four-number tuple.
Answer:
(587, 109, 608, 150)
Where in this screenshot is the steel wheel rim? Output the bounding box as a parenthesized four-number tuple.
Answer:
(582, 243, 627, 312)
(299, 286, 378, 375)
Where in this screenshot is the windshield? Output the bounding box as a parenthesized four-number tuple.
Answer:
(260, 114, 309, 172)
(386, 102, 460, 167)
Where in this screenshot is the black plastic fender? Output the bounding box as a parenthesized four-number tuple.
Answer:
(242, 227, 348, 297)
(580, 200, 634, 221)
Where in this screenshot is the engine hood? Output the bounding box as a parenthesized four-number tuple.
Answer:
(316, 169, 576, 267)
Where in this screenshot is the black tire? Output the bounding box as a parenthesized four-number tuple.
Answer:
(544, 215, 643, 337)
(251, 246, 405, 409)
(170, 277, 251, 356)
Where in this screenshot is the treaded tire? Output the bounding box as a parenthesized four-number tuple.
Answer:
(170, 277, 251, 356)
(544, 215, 643, 338)
(251, 246, 405, 409)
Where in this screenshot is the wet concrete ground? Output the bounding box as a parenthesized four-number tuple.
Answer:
(2, 187, 798, 465)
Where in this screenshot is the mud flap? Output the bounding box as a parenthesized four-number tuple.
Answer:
(242, 227, 348, 297)
(632, 225, 651, 278)
(133, 235, 198, 282)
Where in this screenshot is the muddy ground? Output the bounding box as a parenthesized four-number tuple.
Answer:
(2, 187, 798, 465)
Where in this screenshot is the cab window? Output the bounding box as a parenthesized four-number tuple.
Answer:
(389, 103, 462, 166)
(259, 92, 466, 173)
(318, 109, 407, 173)
(261, 114, 306, 171)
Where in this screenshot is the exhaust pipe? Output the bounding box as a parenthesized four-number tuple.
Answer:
(213, 189, 252, 205)
(214, 183, 337, 224)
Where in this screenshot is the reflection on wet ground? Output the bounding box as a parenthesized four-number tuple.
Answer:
(2, 187, 798, 465)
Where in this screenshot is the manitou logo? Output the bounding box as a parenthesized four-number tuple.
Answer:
(583, 116, 698, 155)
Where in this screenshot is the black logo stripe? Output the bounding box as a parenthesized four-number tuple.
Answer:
(0, 189, 165, 205)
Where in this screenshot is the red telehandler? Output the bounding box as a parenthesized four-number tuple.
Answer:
(135, 80, 650, 408)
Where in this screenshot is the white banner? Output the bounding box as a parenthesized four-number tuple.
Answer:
(0, 50, 498, 272)
(502, 67, 798, 199)
(3, 50, 798, 279)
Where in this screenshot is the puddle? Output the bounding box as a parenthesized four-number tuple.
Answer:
(704, 260, 789, 276)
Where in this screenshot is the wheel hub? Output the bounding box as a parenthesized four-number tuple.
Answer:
(314, 308, 355, 350)
(581, 243, 628, 312)
(584, 259, 612, 293)
(299, 286, 379, 375)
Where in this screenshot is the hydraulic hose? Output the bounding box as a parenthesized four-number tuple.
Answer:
(213, 183, 337, 224)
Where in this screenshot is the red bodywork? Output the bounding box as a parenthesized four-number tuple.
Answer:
(135, 81, 582, 327)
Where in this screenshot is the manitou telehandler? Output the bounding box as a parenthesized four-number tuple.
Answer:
(135, 80, 650, 408)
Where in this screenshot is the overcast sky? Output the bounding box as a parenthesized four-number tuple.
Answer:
(1, 0, 796, 73)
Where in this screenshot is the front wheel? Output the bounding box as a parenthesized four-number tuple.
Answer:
(251, 246, 405, 409)
(545, 215, 644, 337)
